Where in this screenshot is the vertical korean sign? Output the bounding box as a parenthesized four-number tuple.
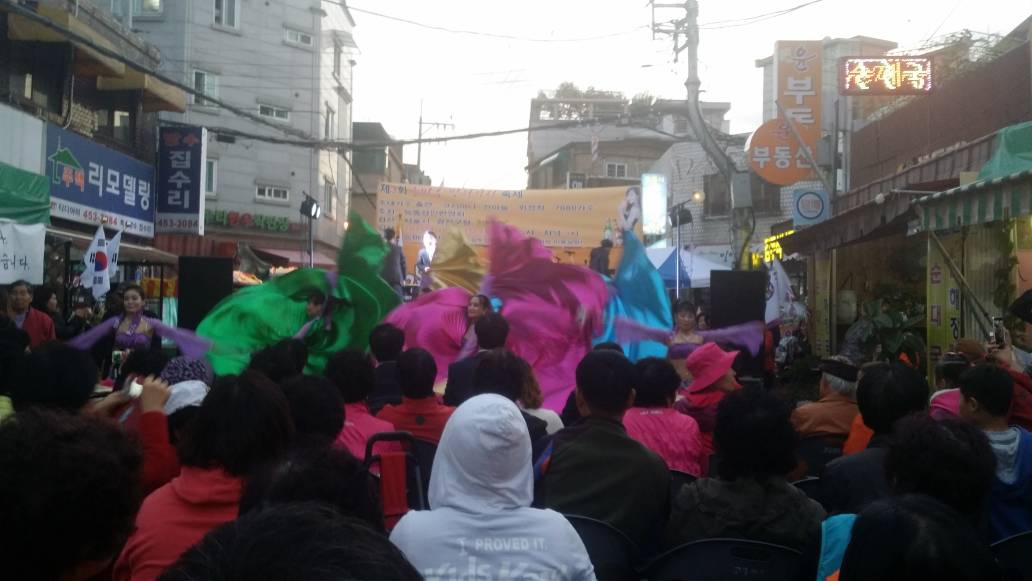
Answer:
(156, 127, 207, 235)
(776, 40, 821, 154)
(46, 124, 155, 237)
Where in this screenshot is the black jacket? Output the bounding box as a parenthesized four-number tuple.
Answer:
(443, 356, 477, 407)
(380, 243, 406, 286)
(368, 362, 403, 414)
(816, 433, 892, 515)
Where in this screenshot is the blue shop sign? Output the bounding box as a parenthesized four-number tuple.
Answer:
(45, 124, 155, 238)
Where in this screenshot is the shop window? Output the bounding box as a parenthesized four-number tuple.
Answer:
(703, 173, 730, 217)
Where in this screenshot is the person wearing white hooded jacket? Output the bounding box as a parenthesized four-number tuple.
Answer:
(390, 393, 596, 581)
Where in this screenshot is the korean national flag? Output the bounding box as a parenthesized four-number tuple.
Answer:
(82, 225, 111, 299)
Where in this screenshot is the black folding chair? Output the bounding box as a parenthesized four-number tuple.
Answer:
(792, 476, 821, 503)
(992, 530, 1032, 581)
(670, 470, 698, 504)
(795, 434, 845, 477)
(642, 538, 802, 581)
(410, 437, 438, 502)
(362, 431, 428, 511)
(564, 514, 640, 581)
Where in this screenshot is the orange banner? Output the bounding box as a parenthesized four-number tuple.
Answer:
(774, 40, 822, 172)
(376, 183, 642, 248)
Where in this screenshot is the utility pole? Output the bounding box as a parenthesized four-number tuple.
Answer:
(416, 100, 455, 173)
(651, 1, 747, 267)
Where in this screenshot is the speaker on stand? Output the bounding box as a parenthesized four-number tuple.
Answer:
(177, 256, 234, 330)
(709, 270, 768, 379)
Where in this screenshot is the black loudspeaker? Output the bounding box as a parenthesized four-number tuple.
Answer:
(177, 256, 234, 330)
(710, 270, 768, 378)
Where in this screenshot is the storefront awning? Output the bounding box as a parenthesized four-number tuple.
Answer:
(918, 169, 1032, 232)
(97, 68, 187, 113)
(0, 160, 50, 224)
(6, 6, 125, 78)
(253, 247, 336, 269)
(46, 226, 178, 264)
(779, 193, 916, 255)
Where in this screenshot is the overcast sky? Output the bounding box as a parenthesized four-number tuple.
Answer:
(350, 0, 1032, 190)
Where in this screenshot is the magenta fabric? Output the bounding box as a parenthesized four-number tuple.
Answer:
(624, 406, 705, 476)
(335, 402, 402, 462)
(486, 220, 609, 410)
(385, 287, 472, 381)
(929, 388, 961, 421)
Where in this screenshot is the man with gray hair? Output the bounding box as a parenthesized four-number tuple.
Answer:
(792, 356, 860, 438)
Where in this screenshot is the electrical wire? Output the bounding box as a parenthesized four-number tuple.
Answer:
(698, 0, 829, 30)
(327, 1, 649, 43)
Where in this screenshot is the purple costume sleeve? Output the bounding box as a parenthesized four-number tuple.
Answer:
(145, 318, 212, 360)
(613, 317, 765, 357)
(67, 317, 118, 350)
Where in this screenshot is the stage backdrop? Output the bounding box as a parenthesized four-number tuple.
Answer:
(376, 182, 642, 270)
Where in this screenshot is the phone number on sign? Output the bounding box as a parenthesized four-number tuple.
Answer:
(156, 218, 199, 230)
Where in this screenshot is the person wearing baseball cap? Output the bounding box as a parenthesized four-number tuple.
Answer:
(674, 343, 742, 459)
(791, 355, 860, 438)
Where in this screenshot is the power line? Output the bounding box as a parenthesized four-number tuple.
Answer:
(0, 0, 310, 140)
(697, 0, 828, 29)
(329, 1, 649, 42)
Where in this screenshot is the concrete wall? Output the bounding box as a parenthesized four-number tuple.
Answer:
(134, 0, 355, 251)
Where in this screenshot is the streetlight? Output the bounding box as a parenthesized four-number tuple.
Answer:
(300, 192, 321, 268)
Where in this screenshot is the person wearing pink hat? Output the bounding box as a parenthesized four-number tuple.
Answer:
(674, 342, 741, 461)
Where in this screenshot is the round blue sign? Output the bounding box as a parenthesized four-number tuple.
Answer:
(796, 191, 825, 220)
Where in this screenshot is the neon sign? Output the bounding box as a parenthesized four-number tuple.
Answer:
(840, 57, 933, 95)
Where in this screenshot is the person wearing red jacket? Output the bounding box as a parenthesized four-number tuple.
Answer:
(376, 348, 454, 445)
(7, 280, 55, 349)
(113, 372, 294, 581)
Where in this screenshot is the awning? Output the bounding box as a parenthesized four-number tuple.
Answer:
(780, 193, 915, 255)
(253, 247, 336, 269)
(6, 6, 126, 78)
(97, 69, 187, 113)
(46, 226, 178, 264)
(918, 169, 1032, 232)
(0, 160, 50, 224)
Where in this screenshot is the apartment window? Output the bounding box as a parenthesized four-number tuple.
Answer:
(703, 173, 731, 217)
(751, 174, 782, 215)
(674, 117, 689, 134)
(333, 44, 342, 77)
(256, 185, 289, 202)
(324, 179, 337, 218)
(324, 103, 336, 139)
(258, 104, 290, 121)
(605, 162, 627, 178)
(205, 159, 217, 196)
(284, 27, 313, 47)
(132, 0, 162, 15)
(192, 70, 218, 106)
(214, 0, 237, 28)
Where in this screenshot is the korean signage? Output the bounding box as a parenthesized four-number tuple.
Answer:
(748, 119, 813, 186)
(45, 124, 155, 237)
(156, 126, 207, 235)
(793, 188, 830, 226)
(377, 183, 641, 248)
(205, 208, 304, 233)
(763, 230, 795, 263)
(750, 40, 823, 187)
(927, 233, 963, 379)
(0, 220, 45, 284)
(841, 57, 933, 96)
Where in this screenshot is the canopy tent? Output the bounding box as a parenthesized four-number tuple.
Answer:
(645, 248, 730, 289)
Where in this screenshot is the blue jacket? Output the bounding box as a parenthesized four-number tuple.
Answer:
(989, 427, 1032, 543)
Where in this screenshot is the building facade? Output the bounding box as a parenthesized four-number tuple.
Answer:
(351, 121, 404, 228)
(133, 0, 357, 264)
(1, 0, 187, 308)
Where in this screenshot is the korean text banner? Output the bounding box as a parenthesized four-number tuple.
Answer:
(45, 124, 155, 238)
(377, 183, 641, 247)
(0, 220, 45, 284)
(156, 126, 207, 235)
